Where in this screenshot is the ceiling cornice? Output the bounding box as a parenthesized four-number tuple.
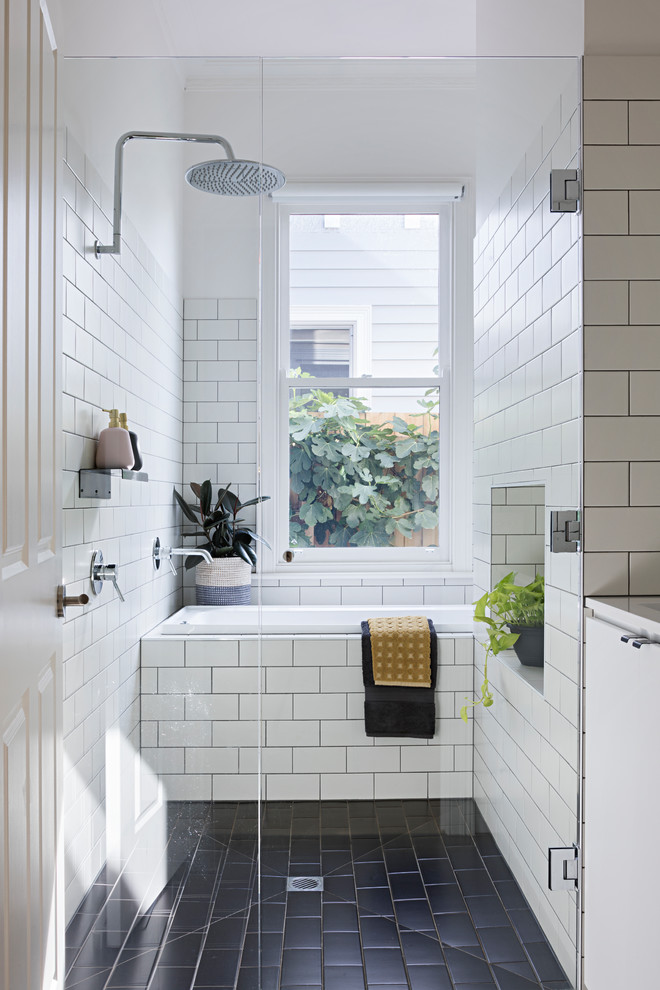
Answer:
(184, 58, 477, 93)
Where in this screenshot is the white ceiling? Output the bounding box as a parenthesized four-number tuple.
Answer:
(47, 0, 583, 58)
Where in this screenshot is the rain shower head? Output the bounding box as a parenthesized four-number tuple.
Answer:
(186, 158, 285, 196)
(94, 130, 286, 256)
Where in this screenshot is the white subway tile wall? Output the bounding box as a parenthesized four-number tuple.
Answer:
(181, 298, 473, 607)
(472, 87, 581, 979)
(61, 129, 183, 922)
(490, 485, 545, 587)
(140, 633, 473, 802)
(583, 55, 660, 595)
(182, 300, 258, 556)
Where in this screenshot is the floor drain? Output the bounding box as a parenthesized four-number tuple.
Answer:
(286, 876, 324, 892)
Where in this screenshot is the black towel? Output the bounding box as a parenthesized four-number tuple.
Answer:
(361, 619, 437, 739)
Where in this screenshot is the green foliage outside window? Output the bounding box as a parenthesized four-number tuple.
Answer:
(288, 376, 440, 549)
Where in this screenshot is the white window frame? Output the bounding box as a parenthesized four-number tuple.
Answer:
(259, 187, 473, 576)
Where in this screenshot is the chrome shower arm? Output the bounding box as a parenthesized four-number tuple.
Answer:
(95, 130, 236, 256)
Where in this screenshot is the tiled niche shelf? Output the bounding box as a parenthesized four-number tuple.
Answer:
(496, 649, 544, 695)
(490, 483, 545, 697)
(79, 467, 148, 499)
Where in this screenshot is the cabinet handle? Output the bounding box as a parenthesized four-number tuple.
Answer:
(619, 635, 660, 649)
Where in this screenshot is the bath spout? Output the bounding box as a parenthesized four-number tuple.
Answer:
(152, 537, 213, 574)
(169, 547, 213, 564)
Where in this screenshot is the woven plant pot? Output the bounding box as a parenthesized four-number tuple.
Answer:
(195, 557, 252, 605)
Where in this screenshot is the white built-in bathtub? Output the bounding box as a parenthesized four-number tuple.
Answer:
(159, 604, 473, 636)
(141, 603, 474, 803)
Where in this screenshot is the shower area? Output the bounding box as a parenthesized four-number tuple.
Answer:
(60, 56, 582, 990)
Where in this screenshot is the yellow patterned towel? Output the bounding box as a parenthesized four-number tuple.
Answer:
(367, 616, 431, 688)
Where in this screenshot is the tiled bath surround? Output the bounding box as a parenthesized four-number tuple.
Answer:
(181, 297, 473, 608)
(582, 55, 660, 596)
(61, 129, 184, 921)
(139, 633, 474, 801)
(472, 84, 581, 977)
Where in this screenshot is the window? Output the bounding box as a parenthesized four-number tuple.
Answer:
(290, 325, 351, 378)
(288, 304, 373, 386)
(260, 191, 471, 573)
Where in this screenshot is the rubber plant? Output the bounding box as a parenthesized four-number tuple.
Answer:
(461, 571, 545, 722)
(173, 481, 270, 567)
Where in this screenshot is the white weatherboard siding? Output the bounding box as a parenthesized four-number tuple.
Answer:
(289, 214, 440, 380)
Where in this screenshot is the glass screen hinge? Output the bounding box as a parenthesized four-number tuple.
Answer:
(550, 169, 581, 213)
(548, 845, 580, 891)
(550, 510, 581, 553)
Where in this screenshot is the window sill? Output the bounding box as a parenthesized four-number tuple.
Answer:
(253, 570, 473, 586)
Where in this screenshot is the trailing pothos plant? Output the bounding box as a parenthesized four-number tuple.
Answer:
(460, 571, 545, 722)
(173, 481, 270, 567)
(288, 376, 440, 549)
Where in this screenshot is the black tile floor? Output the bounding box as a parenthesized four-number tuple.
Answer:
(65, 799, 573, 990)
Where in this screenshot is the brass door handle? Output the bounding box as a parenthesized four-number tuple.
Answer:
(57, 585, 90, 618)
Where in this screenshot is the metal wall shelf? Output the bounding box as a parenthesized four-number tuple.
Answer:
(79, 468, 148, 499)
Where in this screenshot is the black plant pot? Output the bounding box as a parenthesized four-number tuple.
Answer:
(508, 624, 544, 667)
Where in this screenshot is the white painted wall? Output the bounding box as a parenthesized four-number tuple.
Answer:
(46, 0, 583, 58)
(180, 75, 263, 300)
(475, 0, 584, 56)
(181, 58, 577, 292)
(181, 60, 477, 296)
(474, 59, 578, 226)
(60, 58, 185, 291)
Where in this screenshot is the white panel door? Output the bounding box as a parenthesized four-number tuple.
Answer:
(584, 616, 660, 990)
(0, 0, 62, 988)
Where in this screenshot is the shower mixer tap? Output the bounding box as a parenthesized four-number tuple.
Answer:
(90, 550, 125, 602)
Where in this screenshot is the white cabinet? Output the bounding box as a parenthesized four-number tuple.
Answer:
(584, 608, 660, 990)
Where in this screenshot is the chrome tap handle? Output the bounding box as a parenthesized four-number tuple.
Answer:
(104, 564, 125, 602)
(90, 550, 125, 602)
(153, 537, 177, 574)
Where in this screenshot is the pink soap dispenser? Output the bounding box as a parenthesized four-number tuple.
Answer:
(95, 408, 135, 469)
